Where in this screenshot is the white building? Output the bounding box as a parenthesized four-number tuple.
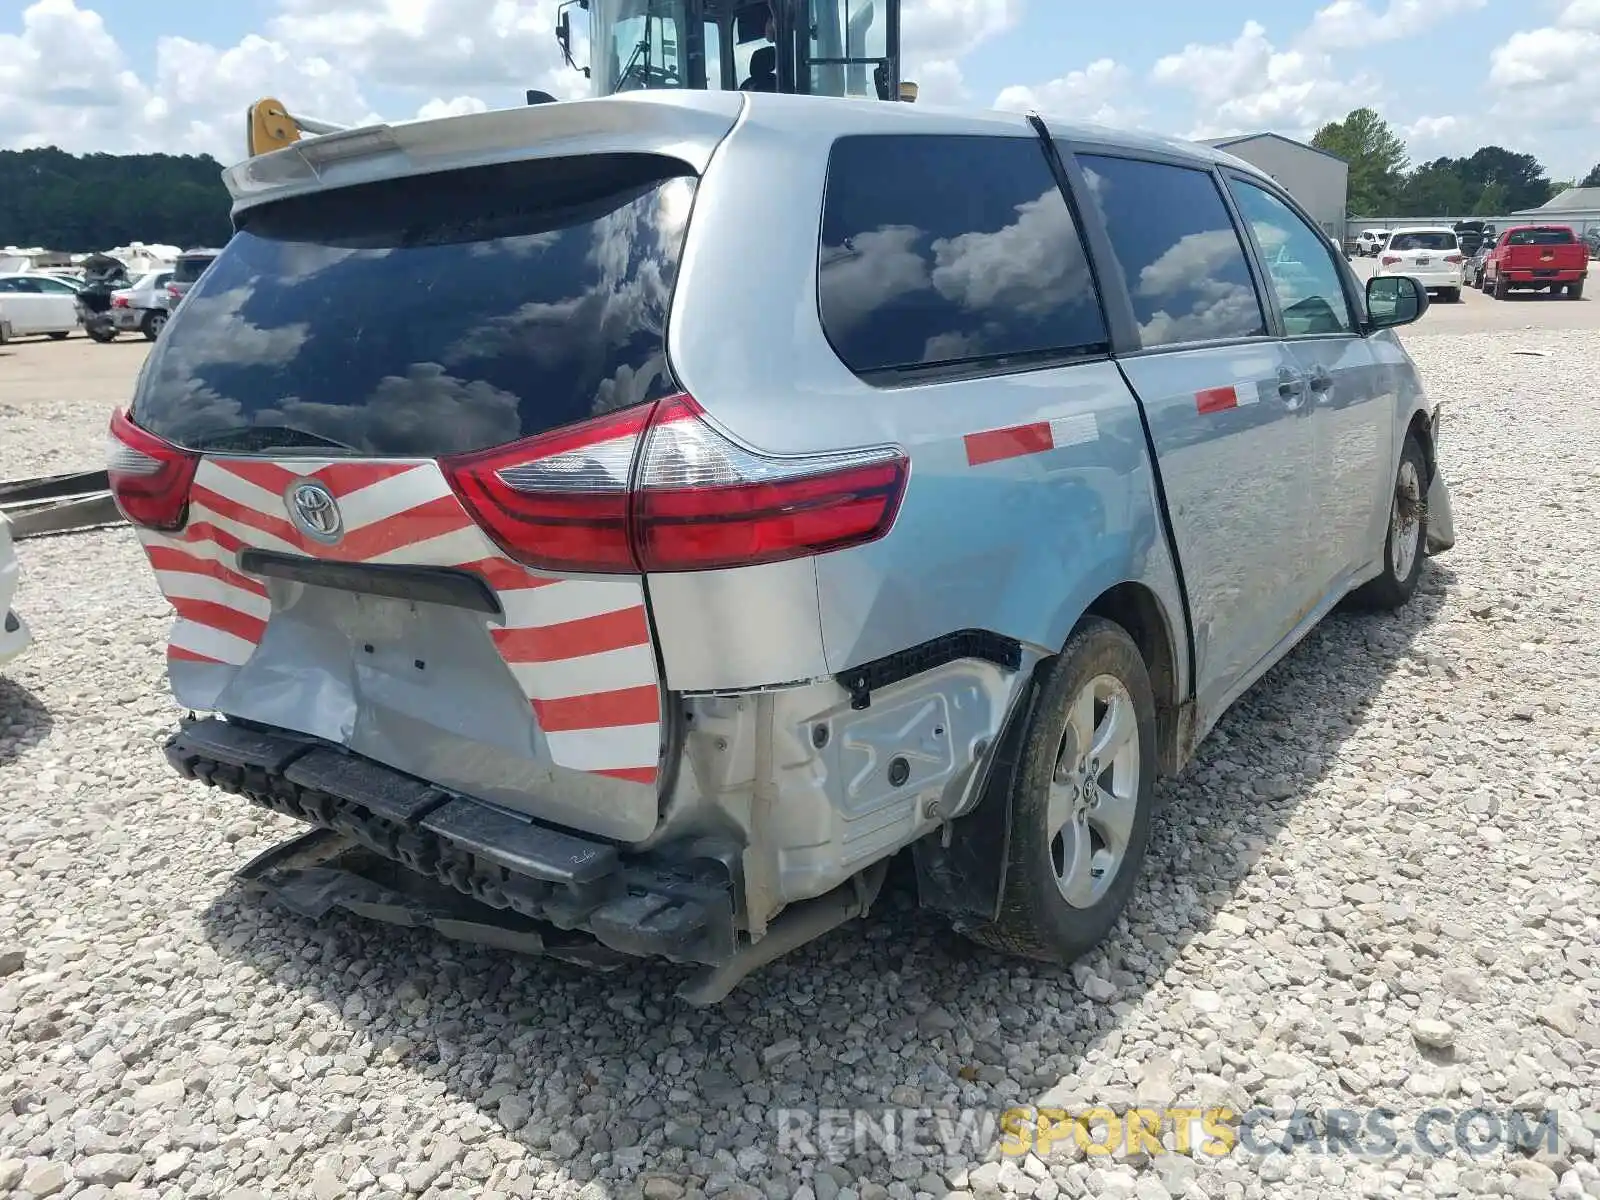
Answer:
(1199, 133, 1350, 243)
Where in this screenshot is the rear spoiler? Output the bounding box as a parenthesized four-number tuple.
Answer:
(224, 91, 745, 216)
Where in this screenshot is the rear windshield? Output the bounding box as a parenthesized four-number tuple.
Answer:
(1389, 232, 1456, 251)
(171, 256, 215, 284)
(1506, 228, 1575, 246)
(132, 153, 697, 457)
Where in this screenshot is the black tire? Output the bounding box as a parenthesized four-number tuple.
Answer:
(87, 325, 117, 343)
(1442, 288, 1461, 304)
(1570, 279, 1585, 300)
(141, 310, 168, 340)
(48, 331, 70, 340)
(1349, 435, 1428, 612)
(0, 322, 9, 346)
(963, 617, 1157, 965)
(1493, 274, 1510, 300)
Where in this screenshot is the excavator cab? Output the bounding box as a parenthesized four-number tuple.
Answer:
(243, 0, 910, 162)
(556, 0, 913, 102)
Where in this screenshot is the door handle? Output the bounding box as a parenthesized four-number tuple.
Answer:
(1277, 367, 1306, 407)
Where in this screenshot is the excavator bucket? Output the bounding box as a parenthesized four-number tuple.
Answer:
(247, 97, 302, 158)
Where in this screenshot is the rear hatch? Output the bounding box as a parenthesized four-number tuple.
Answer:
(111, 149, 709, 844)
(1382, 230, 1460, 272)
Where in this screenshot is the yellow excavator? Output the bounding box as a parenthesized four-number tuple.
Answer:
(245, 0, 914, 158)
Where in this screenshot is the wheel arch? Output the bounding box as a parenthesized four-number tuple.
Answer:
(1406, 407, 1436, 483)
(911, 579, 1189, 924)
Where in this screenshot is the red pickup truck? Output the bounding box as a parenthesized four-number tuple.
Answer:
(1480, 225, 1588, 299)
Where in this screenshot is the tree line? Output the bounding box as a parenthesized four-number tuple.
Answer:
(0, 147, 234, 253)
(1312, 107, 1600, 219)
(4, 115, 1598, 250)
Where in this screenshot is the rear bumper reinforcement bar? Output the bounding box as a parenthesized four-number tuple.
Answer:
(166, 716, 737, 967)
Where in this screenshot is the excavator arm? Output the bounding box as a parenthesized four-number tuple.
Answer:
(245, 97, 352, 159)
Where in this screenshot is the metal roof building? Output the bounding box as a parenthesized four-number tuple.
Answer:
(1199, 132, 1350, 242)
(1512, 188, 1600, 234)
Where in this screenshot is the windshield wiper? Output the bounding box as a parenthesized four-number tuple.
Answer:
(189, 426, 363, 455)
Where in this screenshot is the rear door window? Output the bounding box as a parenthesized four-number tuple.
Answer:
(132, 153, 699, 457)
(1073, 153, 1267, 350)
(818, 134, 1107, 379)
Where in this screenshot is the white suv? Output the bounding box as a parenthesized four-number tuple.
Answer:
(1376, 227, 1465, 303)
(1355, 229, 1390, 257)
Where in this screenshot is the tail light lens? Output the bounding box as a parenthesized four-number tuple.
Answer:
(441, 393, 908, 575)
(1444, 254, 1462, 264)
(632, 395, 906, 571)
(441, 405, 651, 573)
(106, 408, 200, 531)
(111, 296, 129, 308)
(1381, 255, 1401, 265)
(166, 285, 181, 301)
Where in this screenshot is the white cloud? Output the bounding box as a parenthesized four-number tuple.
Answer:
(992, 59, 1138, 128)
(1400, 114, 1476, 159)
(1487, 0, 1600, 129)
(898, 0, 1021, 105)
(1150, 19, 1379, 140)
(267, 0, 586, 100)
(0, 0, 583, 163)
(416, 95, 491, 121)
(1303, 0, 1487, 51)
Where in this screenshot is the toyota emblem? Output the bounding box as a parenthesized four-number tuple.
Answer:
(285, 480, 343, 544)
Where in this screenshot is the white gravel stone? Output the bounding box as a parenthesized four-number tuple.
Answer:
(1412, 1017, 1457, 1050)
(3, 330, 1600, 1199)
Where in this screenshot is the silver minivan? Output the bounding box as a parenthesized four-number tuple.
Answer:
(109, 91, 1453, 1002)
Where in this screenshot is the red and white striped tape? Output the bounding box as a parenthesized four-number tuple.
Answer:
(136, 457, 662, 786)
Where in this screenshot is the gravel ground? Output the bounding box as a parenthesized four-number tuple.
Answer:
(2, 330, 1599, 1200)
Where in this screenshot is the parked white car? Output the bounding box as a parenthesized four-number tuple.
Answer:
(110, 270, 176, 339)
(1355, 229, 1391, 256)
(0, 272, 81, 342)
(0, 513, 30, 669)
(1375, 227, 1464, 303)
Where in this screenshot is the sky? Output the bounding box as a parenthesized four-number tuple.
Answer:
(0, 0, 1595, 180)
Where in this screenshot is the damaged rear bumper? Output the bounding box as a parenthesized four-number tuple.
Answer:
(167, 715, 738, 967)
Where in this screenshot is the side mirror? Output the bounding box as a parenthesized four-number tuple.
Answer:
(1366, 275, 1428, 330)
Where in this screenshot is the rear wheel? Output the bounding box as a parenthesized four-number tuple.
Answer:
(1570, 279, 1585, 300)
(1493, 274, 1510, 300)
(1350, 434, 1427, 612)
(48, 331, 70, 340)
(141, 310, 168, 340)
(963, 617, 1157, 965)
(1442, 288, 1461, 304)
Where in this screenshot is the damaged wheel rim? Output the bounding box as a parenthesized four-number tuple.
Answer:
(1047, 674, 1139, 909)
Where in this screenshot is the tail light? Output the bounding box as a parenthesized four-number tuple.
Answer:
(442, 405, 650, 573)
(111, 296, 129, 308)
(166, 284, 181, 301)
(442, 393, 908, 574)
(1381, 255, 1401, 266)
(1444, 254, 1462, 264)
(106, 408, 200, 531)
